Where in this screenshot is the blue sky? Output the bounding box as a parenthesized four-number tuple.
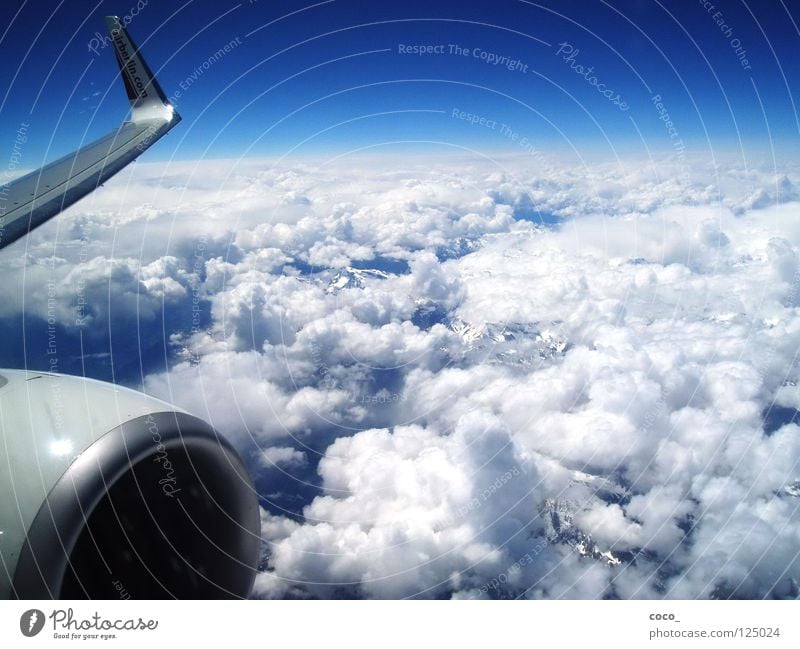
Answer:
(1, 0, 799, 166)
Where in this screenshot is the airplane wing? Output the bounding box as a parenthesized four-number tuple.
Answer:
(0, 15, 181, 250)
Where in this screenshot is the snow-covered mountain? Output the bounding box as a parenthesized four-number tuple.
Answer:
(448, 319, 568, 366)
(542, 498, 621, 567)
(326, 266, 391, 293)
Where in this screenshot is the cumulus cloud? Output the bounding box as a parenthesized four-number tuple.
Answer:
(7, 152, 800, 599)
(260, 446, 308, 469)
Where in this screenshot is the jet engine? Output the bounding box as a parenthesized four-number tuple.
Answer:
(0, 370, 261, 599)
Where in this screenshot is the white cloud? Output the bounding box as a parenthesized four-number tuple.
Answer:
(260, 446, 308, 469)
(7, 152, 800, 599)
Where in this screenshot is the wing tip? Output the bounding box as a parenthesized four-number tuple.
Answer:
(104, 15, 176, 123)
(104, 15, 122, 31)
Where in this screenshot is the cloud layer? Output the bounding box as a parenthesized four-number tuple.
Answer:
(6, 152, 800, 599)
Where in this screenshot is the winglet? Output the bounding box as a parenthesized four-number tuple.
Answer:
(105, 16, 180, 124)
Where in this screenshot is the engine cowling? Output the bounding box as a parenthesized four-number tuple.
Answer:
(0, 370, 260, 599)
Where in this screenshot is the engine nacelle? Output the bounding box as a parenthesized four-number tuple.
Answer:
(0, 370, 260, 599)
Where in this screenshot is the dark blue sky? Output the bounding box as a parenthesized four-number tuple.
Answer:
(1, 0, 798, 166)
